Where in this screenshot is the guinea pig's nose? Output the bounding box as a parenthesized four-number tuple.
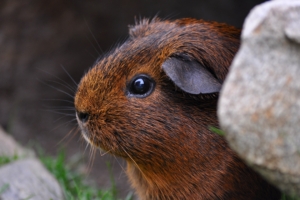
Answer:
(77, 111, 89, 123)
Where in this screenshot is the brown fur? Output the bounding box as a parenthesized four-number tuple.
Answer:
(74, 18, 281, 199)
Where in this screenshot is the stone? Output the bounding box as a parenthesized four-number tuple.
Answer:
(0, 158, 64, 200)
(0, 127, 34, 158)
(0, 127, 64, 200)
(218, 0, 300, 197)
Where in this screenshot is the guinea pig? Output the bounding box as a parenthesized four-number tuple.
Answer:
(74, 18, 281, 200)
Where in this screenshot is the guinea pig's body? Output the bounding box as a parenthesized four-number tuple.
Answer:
(75, 18, 281, 199)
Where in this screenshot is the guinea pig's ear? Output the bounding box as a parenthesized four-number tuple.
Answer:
(162, 57, 221, 95)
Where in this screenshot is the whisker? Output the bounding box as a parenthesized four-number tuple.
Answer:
(46, 79, 76, 95)
(84, 18, 103, 55)
(47, 107, 75, 111)
(84, 140, 90, 154)
(84, 46, 100, 61)
(99, 148, 112, 156)
(38, 79, 75, 99)
(111, 155, 127, 180)
(42, 99, 74, 104)
(42, 104, 75, 109)
(48, 118, 77, 133)
(52, 115, 76, 124)
(121, 146, 147, 181)
(86, 146, 96, 175)
(43, 103, 74, 107)
(37, 68, 77, 93)
(56, 126, 79, 146)
(60, 65, 78, 88)
(81, 131, 92, 155)
(41, 109, 75, 116)
(77, 136, 94, 175)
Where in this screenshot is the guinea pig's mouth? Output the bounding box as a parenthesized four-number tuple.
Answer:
(79, 126, 90, 141)
(76, 111, 92, 142)
(77, 125, 109, 153)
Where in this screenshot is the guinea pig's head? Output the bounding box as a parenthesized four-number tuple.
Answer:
(74, 18, 240, 164)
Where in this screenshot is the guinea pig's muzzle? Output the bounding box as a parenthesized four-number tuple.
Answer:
(76, 111, 92, 142)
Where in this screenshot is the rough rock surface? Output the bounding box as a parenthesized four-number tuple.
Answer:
(0, 158, 63, 200)
(0, 127, 64, 200)
(218, 0, 300, 197)
(0, 127, 34, 158)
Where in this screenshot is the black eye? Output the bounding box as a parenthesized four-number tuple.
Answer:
(128, 74, 155, 97)
(133, 78, 150, 94)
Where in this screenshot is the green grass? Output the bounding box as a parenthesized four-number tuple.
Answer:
(39, 151, 133, 200)
(0, 155, 14, 196)
(0, 183, 9, 195)
(281, 193, 300, 200)
(0, 154, 19, 167)
(209, 126, 225, 136)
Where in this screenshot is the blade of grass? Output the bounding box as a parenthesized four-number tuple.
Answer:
(208, 126, 225, 136)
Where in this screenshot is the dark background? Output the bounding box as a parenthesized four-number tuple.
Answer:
(0, 0, 265, 198)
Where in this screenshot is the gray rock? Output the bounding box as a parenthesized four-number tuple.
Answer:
(218, 0, 300, 197)
(0, 158, 64, 200)
(0, 127, 34, 158)
(0, 127, 64, 199)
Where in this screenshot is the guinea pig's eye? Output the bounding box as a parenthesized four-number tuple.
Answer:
(127, 74, 155, 98)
